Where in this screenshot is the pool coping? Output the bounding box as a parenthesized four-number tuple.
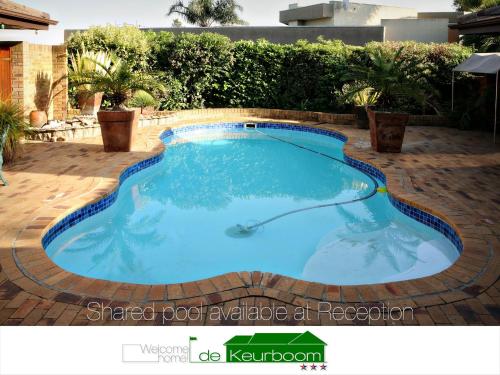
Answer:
(6, 117, 497, 310)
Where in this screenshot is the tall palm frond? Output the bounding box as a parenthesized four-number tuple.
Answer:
(342, 47, 433, 111)
(167, 0, 245, 27)
(69, 48, 113, 93)
(0, 101, 31, 164)
(70, 54, 164, 110)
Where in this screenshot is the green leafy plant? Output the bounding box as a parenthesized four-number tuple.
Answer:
(67, 26, 473, 117)
(0, 101, 31, 164)
(168, 0, 246, 27)
(128, 90, 158, 112)
(66, 25, 153, 71)
(341, 83, 380, 107)
(71, 55, 164, 110)
(353, 88, 380, 107)
(342, 47, 431, 112)
(151, 32, 234, 108)
(33, 72, 66, 115)
(69, 48, 113, 92)
(454, 0, 500, 11)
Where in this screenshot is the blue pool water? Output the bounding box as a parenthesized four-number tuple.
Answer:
(45, 125, 460, 285)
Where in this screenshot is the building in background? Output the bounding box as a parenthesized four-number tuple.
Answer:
(280, 1, 463, 43)
(449, 5, 500, 37)
(65, 1, 464, 46)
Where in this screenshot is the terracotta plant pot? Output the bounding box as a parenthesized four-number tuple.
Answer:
(97, 109, 138, 152)
(78, 92, 103, 116)
(367, 109, 409, 153)
(353, 105, 370, 129)
(29, 110, 48, 128)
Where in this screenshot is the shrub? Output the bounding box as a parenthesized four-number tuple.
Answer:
(276, 39, 354, 111)
(128, 90, 158, 110)
(68, 27, 473, 116)
(0, 101, 31, 164)
(225, 40, 287, 108)
(151, 32, 234, 108)
(363, 42, 473, 108)
(155, 72, 189, 110)
(67, 25, 153, 71)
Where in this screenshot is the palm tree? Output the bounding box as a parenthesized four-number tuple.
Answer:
(342, 47, 431, 111)
(70, 54, 164, 110)
(167, 0, 245, 27)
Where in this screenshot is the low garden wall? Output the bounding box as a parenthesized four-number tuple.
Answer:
(27, 108, 449, 142)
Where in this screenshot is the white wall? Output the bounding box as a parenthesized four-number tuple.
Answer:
(288, 1, 417, 26)
(0, 29, 64, 45)
(382, 18, 449, 43)
(331, 2, 417, 26)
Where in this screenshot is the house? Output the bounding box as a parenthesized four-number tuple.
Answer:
(0, 0, 67, 121)
(280, 1, 464, 43)
(449, 5, 500, 37)
(224, 331, 326, 363)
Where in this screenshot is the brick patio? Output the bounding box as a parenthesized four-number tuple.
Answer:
(0, 109, 499, 326)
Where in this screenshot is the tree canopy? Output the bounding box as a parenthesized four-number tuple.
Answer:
(167, 0, 245, 27)
(454, 0, 500, 11)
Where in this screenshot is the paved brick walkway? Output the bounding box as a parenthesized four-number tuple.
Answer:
(0, 110, 499, 326)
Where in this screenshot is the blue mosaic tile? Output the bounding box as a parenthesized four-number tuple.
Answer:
(41, 153, 163, 248)
(388, 195, 463, 252)
(43, 122, 462, 255)
(343, 155, 387, 184)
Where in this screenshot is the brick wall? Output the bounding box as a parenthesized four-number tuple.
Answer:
(10, 42, 68, 121)
(51, 45, 68, 121)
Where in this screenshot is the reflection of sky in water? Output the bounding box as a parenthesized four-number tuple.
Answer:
(45, 128, 460, 285)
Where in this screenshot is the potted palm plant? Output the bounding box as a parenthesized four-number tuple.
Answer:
(342, 84, 380, 129)
(30, 72, 65, 128)
(69, 48, 112, 116)
(343, 47, 428, 153)
(71, 54, 163, 152)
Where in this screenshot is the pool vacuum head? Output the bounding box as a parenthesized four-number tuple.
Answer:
(225, 224, 257, 238)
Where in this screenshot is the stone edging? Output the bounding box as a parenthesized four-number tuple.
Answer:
(28, 109, 448, 142)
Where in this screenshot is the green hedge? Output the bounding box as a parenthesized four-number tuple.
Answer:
(67, 25, 154, 71)
(67, 26, 473, 114)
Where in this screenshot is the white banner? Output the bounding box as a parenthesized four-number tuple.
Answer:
(0, 327, 498, 375)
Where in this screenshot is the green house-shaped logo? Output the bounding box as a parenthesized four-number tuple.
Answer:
(224, 331, 326, 363)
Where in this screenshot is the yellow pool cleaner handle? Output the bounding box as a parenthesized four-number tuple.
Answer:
(377, 186, 388, 193)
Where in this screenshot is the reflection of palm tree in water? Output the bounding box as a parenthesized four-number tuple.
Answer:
(60, 191, 167, 276)
(336, 203, 420, 273)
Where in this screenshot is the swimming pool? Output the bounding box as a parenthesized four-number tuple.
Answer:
(43, 123, 461, 286)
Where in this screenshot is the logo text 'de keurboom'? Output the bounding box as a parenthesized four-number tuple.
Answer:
(224, 332, 326, 363)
